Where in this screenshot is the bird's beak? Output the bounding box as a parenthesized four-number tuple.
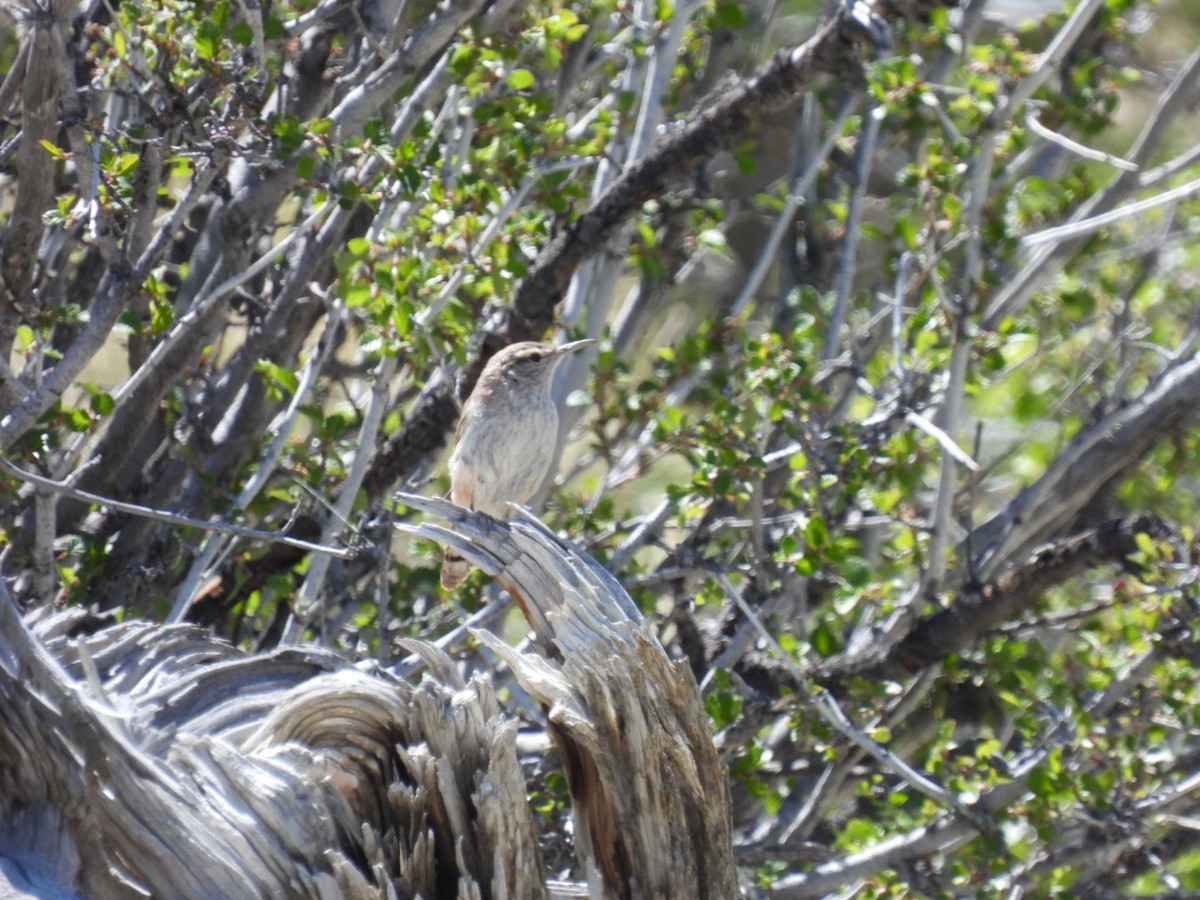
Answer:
(556, 338, 599, 355)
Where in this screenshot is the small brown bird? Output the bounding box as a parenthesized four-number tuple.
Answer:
(440, 338, 597, 590)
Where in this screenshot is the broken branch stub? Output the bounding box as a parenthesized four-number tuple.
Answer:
(396, 493, 738, 900)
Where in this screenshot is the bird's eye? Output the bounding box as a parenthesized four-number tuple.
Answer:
(526, 352, 544, 363)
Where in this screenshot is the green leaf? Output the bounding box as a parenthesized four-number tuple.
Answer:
(150, 296, 173, 333)
(805, 516, 829, 550)
(810, 620, 841, 657)
(507, 69, 536, 91)
(715, 0, 748, 28)
(64, 408, 92, 432)
(1028, 765, 1055, 798)
(195, 19, 223, 60)
(90, 393, 115, 416)
(258, 361, 299, 397)
(363, 118, 388, 143)
(296, 154, 316, 181)
(106, 152, 140, 178)
(230, 21, 253, 45)
(39, 140, 67, 160)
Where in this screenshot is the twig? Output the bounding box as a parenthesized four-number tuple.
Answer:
(891, 251, 910, 378)
(903, 410, 978, 472)
(1024, 110, 1138, 172)
(284, 351, 399, 642)
(0, 456, 357, 559)
(1021, 174, 1200, 248)
(823, 100, 884, 361)
(32, 485, 56, 604)
(1138, 141, 1200, 190)
(167, 299, 347, 623)
(608, 498, 673, 571)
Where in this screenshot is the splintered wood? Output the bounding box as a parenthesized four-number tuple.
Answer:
(0, 495, 734, 899)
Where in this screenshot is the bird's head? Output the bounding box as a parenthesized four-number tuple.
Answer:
(487, 338, 597, 390)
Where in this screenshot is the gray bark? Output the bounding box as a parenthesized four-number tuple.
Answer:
(0, 497, 735, 899)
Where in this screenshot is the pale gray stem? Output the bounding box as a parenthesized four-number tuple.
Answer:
(730, 92, 862, 318)
(822, 101, 883, 361)
(285, 351, 399, 642)
(168, 301, 346, 623)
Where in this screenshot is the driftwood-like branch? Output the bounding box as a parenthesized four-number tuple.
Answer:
(395, 493, 737, 899)
(0, 495, 733, 898)
(0, 589, 545, 898)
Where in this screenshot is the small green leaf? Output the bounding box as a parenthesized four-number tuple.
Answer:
(507, 68, 536, 91)
(258, 360, 299, 396)
(1029, 765, 1055, 799)
(90, 393, 115, 416)
(150, 296, 173, 333)
(64, 408, 92, 432)
(39, 140, 68, 160)
(230, 21, 253, 45)
(810, 621, 841, 657)
(715, 0, 747, 28)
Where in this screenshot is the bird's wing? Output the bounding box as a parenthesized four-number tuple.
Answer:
(449, 456, 476, 511)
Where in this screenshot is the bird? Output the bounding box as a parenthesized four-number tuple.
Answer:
(440, 338, 597, 590)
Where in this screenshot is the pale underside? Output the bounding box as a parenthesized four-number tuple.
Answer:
(448, 394, 559, 519)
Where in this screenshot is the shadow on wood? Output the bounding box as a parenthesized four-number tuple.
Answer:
(0, 495, 735, 899)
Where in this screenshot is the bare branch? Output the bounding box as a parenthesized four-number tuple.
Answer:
(0, 457, 359, 561)
(972, 353, 1200, 580)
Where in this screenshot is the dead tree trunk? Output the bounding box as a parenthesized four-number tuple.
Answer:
(400, 494, 738, 899)
(0, 495, 735, 899)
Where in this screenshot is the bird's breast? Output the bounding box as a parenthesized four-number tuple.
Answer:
(449, 397, 559, 517)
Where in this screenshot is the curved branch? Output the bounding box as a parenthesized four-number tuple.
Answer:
(394, 493, 737, 899)
(821, 512, 1180, 683)
(971, 352, 1200, 581)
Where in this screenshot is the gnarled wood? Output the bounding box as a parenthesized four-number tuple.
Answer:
(0, 496, 734, 899)
(397, 494, 738, 900)
(0, 592, 544, 898)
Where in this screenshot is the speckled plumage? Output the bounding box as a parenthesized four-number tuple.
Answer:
(441, 339, 596, 590)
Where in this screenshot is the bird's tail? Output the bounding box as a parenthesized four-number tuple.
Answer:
(440, 549, 470, 590)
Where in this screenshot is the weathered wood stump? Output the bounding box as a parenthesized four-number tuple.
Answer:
(0, 496, 735, 899)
